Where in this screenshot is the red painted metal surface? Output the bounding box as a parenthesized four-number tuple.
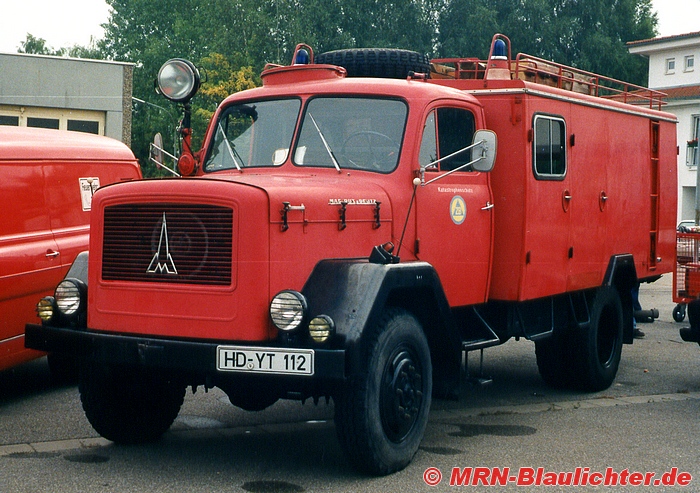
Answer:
(0, 127, 141, 371)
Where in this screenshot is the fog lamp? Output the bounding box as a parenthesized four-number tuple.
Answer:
(270, 290, 307, 331)
(309, 315, 335, 343)
(36, 296, 56, 322)
(55, 279, 87, 316)
(157, 58, 201, 103)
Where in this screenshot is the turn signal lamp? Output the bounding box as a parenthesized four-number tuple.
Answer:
(36, 297, 56, 322)
(309, 315, 335, 343)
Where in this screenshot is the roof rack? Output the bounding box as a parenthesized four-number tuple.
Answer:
(430, 34, 667, 110)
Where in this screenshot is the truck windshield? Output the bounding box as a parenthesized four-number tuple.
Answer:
(204, 99, 301, 171)
(294, 97, 407, 173)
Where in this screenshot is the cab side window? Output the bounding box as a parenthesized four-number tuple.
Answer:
(419, 107, 476, 171)
(533, 115, 566, 179)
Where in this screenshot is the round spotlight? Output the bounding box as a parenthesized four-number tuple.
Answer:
(157, 58, 201, 103)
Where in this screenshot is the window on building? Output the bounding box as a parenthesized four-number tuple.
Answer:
(533, 115, 566, 179)
(27, 117, 60, 130)
(67, 119, 100, 134)
(688, 115, 700, 168)
(685, 55, 695, 72)
(666, 58, 676, 74)
(0, 105, 104, 135)
(419, 107, 476, 172)
(0, 115, 19, 126)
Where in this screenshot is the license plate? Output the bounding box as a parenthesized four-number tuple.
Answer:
(216, 346, 314, 375)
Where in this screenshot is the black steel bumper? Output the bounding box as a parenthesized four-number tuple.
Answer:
(25, 323, 346, 383)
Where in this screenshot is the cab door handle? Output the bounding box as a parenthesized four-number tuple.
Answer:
(481, 202, 494, 211)
(45, 250, 60, 258)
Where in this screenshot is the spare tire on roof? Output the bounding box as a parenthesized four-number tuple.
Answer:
(315, 48, 430, 79)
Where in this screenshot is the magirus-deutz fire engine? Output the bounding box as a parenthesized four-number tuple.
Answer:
(27, 35, 677, 474)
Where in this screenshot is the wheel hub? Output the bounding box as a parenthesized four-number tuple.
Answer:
(381, 348, 424, 443)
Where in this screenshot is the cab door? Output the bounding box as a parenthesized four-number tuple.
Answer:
(415, 106, 494, 306)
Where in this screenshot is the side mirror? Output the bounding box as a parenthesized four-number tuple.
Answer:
(151, 133, 164, 167)
(471, 129, 497, 172)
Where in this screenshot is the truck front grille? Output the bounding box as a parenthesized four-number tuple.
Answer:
(102, 203, 233, 285)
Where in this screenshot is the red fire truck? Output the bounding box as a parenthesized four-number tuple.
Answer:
(26, 35, 677, 475)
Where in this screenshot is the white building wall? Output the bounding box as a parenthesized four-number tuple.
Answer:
(629, 33, 700, 224)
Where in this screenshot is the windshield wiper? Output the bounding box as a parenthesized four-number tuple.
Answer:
(308, 113, 341, 173)
(217, 122, 244, 172)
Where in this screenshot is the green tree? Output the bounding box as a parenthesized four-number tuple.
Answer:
(437, 0, 657, 85)
(18, 33, 66, 56)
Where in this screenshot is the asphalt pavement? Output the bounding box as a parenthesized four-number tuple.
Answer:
(1, 273, 699, 492)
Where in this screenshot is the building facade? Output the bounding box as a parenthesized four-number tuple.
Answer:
(0, 52, 133, 145)
(629, 32, 700, 224)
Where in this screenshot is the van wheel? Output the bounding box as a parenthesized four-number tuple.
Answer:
(535, 331, 573, 389)
(570, 287, 624, 391)
(315, 48, 430, 79)
(79, 363, 185, 444)
(334, 308, 432, 475)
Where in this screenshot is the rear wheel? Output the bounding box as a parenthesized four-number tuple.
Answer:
(334, 308, 432, 475)
(570, 287, 624, 391)
(79, 363, 185, 444)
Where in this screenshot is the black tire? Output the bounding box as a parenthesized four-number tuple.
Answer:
(79, 363, 185, 444)
(315, 48, 430, 79)
(334, 308, 432, 475)
(535, 331, 573, 389)
(673, 303, 686, 323)
(570, 287, 624, 391)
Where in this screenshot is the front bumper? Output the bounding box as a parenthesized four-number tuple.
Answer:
(25, 323, 346, 384)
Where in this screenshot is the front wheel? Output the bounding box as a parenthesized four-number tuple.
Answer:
(334, 308, 432, 475)
(79, 363, 185, 444)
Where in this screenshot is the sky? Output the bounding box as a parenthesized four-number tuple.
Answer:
(0, 0, 697, 54)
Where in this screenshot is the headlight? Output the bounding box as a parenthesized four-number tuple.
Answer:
(309, 315, 335, 343)
(36, 296, 56, 322)
(157, 58, 201, 103)
(270, 291, 307, 331)
(55, 279, 87, 316)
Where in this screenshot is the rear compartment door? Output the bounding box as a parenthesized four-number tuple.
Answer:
(415, 105, 494, 306)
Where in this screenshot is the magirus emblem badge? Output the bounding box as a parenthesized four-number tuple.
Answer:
(147, 212, 178, 275)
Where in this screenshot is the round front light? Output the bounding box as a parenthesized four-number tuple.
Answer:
(36, 296, 56, 322)
(157, 58, 201, 103)
(270, 291, 307, 331)
(55, 279, 86, 316)
(309, 315, 335, 343)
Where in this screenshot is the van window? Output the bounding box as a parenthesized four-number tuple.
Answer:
(419, 107, 476, 171)
(533, 115, 566, 179)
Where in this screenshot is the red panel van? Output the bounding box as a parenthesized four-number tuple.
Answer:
(0, 126, 141, 375)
